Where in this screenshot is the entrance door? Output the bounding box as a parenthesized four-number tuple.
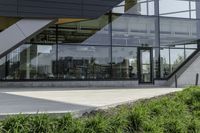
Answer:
(138, 47, 153, 84)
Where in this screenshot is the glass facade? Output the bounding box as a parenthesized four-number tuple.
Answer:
(0, 0, 199, 83)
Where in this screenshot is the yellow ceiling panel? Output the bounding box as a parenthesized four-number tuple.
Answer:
(125, 0, 137, 12)
(0, 17, 19, 31)
(56, 18, 86, 24)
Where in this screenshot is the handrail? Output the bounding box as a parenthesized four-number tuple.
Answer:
(167, 49, 200, 80)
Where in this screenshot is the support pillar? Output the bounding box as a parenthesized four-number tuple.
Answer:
(196, 1, 200, 50)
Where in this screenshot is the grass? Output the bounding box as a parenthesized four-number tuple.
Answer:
(0, 86, 200, 133)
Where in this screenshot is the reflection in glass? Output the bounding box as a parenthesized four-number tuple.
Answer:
(57, 45, 111, 80)
(160, 48, 170, 78)
(139, 49, 152, 83)
(0, 57, 5, 79)
(112, 15, 156, 47)
(5, 44, 56, 80)
(6, 46, 27, 80)
(160, 17, 198, 47)
(191, 11, 196, 19)
(159, 0, 190, 18)
(170, 48, 184, 72)
(112, 0, 154, 15)
(186, 49, 196, 58)
(161, 12, 190, 18)
(28, 25, 57, 44)
(35, 45, 56, 79)
(112, 47, 137, 79)
(58, 15, 109, 44)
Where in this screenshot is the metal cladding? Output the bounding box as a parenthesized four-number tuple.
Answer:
(0, 0, 123, 18)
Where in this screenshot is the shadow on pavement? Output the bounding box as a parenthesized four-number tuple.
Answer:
(0, 92, 93, 115)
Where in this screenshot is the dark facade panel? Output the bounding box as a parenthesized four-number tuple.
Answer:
(0, 0, 122, 18)
(0, 0, 18, 16)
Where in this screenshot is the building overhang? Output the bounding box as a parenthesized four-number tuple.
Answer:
(0, 0, 123, 19)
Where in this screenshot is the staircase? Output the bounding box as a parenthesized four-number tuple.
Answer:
(166, 49, 200, 87)
(0, 19, 56, 58)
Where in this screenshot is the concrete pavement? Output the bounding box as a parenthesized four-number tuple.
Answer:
(0, 87, 183, 116)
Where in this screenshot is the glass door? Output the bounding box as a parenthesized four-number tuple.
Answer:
(138, 47, 153, 84)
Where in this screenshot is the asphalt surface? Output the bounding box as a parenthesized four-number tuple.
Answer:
(0, 87, 183, 116)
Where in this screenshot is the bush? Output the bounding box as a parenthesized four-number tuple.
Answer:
(0, 115, 31, 133)
(125, 105, 148, 132)
(0, 86, 199, 133)
(57, 114, 83, 133)
(83, 114, 111, 133)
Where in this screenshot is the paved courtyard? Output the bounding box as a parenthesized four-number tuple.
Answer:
(0, 87, 183, 116)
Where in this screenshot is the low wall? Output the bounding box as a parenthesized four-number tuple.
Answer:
(0, 80, 140, 88)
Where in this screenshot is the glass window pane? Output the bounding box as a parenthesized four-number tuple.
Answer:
(170, 48, 184, 72)
(112, 15, 156, 47)
(191, 11, 196, 19)
(6, 44, 56, 80)
(35, 44, 57, 79)
(27, 25, 56, 44)
(57, 45, 111, 80)
(112, 47, 137, 79)
(160, 17, 199, 47)
(191, 1, 196, 10)
(113, 6, 126, 14)
(185, 43, 197, 49)
(148, 1, 155, 16)
(58, 15, 109, 45)
(6, 46, 26, 80)
(0, 57, 5, 80)
(160, 12, 190, 18)
(141, 50, 150, 64)
(160, 48, 170, 78)
(159, 0, 190, 18)
(112, 0, 154, 16)
(186, 49, 195, 58)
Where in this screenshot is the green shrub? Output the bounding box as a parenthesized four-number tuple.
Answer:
(108, 115, 127, 133)
(125, 105, 148, 132)
(57, 113, 83, 133)
(163, 118, 186, 133)
(83, 114, 110, 133)
(28, 114, 57, 133)
(0, 115, 30, 133)
(187, 118, 200, 133)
